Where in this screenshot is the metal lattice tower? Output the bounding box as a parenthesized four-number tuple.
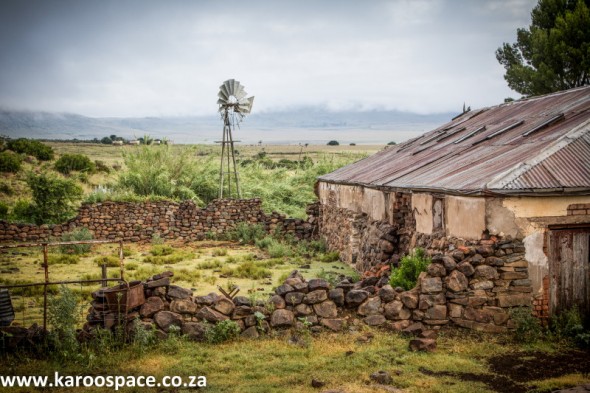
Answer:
(216, 79, 254, 198)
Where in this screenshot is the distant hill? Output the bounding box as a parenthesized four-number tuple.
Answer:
(0, 108, 456, 144)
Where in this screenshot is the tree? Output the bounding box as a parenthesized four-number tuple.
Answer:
(496, 0, 590, 96)
(101, 136, 112, 144)
(327, 140, 339, 146)
(25, 172, 83, 224)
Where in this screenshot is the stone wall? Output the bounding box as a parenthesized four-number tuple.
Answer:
(0, 199, 318, 243)
(320, 191, 414, 272)
(85, 234, 531, 340)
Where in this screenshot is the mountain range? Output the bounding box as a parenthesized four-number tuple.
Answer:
(0, 108, 456, 144)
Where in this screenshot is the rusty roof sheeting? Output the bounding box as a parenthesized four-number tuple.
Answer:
(319, 86, 590, 195)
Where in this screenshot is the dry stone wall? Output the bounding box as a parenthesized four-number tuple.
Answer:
(0, 199, 318, 243)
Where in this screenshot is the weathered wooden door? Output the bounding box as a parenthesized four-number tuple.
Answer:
(549, 228, 590, 320)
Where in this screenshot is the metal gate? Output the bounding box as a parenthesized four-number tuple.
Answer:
(549, 227, 590, 320)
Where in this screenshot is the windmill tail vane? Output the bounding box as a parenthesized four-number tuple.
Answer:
(216, 79, 254, 199)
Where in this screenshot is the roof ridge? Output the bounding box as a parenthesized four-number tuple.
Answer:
(486, 118, 590, 190)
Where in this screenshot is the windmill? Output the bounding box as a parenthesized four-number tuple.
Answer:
(216, 79, 254, 198)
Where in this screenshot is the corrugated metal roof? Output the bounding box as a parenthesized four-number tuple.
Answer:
(319, 85, 590, 196)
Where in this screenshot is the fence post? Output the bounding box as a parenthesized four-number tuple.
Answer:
(101, 264, 107, 287)
(118, 240, 124, 281)
(42, 243, 48, 331)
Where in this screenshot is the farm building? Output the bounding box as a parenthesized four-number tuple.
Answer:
(317, 85, 590, 319)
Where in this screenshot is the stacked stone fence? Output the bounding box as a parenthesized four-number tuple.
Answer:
(0, 199, 319, 243)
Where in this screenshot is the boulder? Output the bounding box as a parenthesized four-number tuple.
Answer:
(196, 306, 228, 323)
(420, 277, 442, 294)
(153, 311, 183, 332)
(275, 284, 294, 296)
(194, 293, 218, 306)
(345, 290, 369, 307)
(241, 326, 260, 339)
(445, 270, 468, 292)
(167, 285, 192, 300)
(442, 255, 457, 271)
(427, 263, 446, 277)
(285, 291, 305, 306)
(328, 288, 345, 306)
(303, 290, 327, 305)
(145, 277, 170, 289)
(233, 296, 252, 307)
(378, 285, 396, 303)
(357, 296, 382, 316)
(270, 309, 295, 327)
(409, 338, 436, 352)
(474, 265, 499, 280)
(400, 290, 419, 309)
(313, 300, 338, 318)
(294, 303, 314, 316)
(425, 305, 447, 320)
(182, 322, 206, 341)
(364, 315, 386, 326)
(383, 300, 403, 320)
(320, 318, 345, 332)
(269, 295, 286, 309)
(170, 299, 198, 314)
(140, 296, 165, 318)
(213, 298, 236, 315)
(308, 278, 330, 291)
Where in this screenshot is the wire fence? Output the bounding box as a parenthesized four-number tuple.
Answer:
(0, 239, 126, 330)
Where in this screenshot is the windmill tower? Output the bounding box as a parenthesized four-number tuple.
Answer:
(216, 79, 254, 198)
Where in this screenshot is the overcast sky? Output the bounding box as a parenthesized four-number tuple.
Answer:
(0, 0, 536, 118)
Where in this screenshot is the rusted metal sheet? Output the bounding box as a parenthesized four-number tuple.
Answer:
(319, 86, 590, 195)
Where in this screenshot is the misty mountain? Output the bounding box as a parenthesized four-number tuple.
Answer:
(0, 108, 456, 144)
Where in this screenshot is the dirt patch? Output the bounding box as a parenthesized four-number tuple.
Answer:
(419, 349, 590, 393)
(488, 349, 590, 382)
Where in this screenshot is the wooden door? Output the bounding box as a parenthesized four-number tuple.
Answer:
(549, 228, 590, 320)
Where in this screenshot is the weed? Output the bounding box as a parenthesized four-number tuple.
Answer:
(510, 306, 542, 343)
(549, 306, 590, 348)
(132, 319, 157, 356)
(151, 233, 164, 245)
(47, 253, 80, 265)
(47, 286, 81, 362)
(197, 258, 223, 269)
(205, 320, 241, 344)
(389, 248, 430, 290)
(125, 262, 138, 271)
(144, 250, 195, 265)
(59, 227, 94, 254)
(212, 248, 228, 257)
(319, 251, 340, 262)
(220, 261, 271, 280)
(94, 255, 120, 267)
(150, 244, 174, 256)
(226, 222, 266, 244)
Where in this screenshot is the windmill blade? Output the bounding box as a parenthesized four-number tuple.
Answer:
(233, 85, 246, 100)
(230, 80, 239, 96)
(217, 98, 227, 106)
(237, 96, 254, 114)
(218, 90, 229, 103)
(220, 84, 230, 100)
(224, 79, 235, 97)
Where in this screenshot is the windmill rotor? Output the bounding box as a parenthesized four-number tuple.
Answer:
(216, 79, 254, 199)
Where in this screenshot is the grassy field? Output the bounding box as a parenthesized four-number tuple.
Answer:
(1, 327, 588, 393)
(1, 239, 356, 327)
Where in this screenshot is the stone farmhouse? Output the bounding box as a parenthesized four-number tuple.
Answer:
(317, 85, 590, 320)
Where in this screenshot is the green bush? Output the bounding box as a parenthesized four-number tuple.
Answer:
(226, 222, 267, 244)
(55, 154, 95, 174)
(150, 244, 174, 256)
(327, 140, 339, 146)
(205, 320, 241, 344)
(220, 261, 271, 279)
(94, 160, 111, 173)
(47, 286, 81, 361)
(0, 182, 14, 195)
(319, 251, 340, 262)
(0, 202, 8, 220)
(25, 172, 83, 224)
(510, 306, 542, 343)
(10, 199, 34, 222)
(389, 248, 430, 290)
(144, 250, 195, 265)
(59, 228, 94, 254)
(94, 255, 121, 267)
(550, 306, 590, 348)
(47, 254, 81, 265)
(7, 138, 54, 160)
(0, 150, 22, 172)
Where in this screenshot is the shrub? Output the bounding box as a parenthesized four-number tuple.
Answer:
(205, 320, 241, 344)
(510, 306, 542, 343)
(319, 251, 340, 262)
(59, 228, 94, 254)
(550, 306, 590, 348)
(94, 160, 111, 173)
(0, 182, 14, 195)
(25, 172, 83, 224)
(226, 222, 267, 244)
(220, 261, 271, 279)
(0, 150, 22, 172)
(54, 153, 95, 175)
(10, 199, 34, 222)
(0, 202, 8, 219)
(94, 255, 121, 267)
(197, 259, 223, 269)
(47, 286, 80, 361)
(144, 250, 195, 265)
(327, 140, 340, 146)
(387, 141, 397, 145)
(47, 254, 81, 265)
(7, 138, 54, 160)
(389, 248, 430, 290)
(150, 244, 174, 256)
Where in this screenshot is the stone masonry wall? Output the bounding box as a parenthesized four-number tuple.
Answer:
(0, 199, 318, 243)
